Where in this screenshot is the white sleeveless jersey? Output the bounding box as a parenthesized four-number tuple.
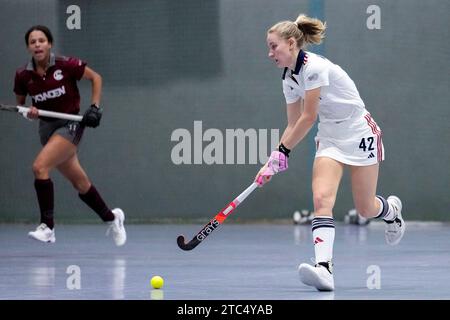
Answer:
(281, 51, 384, 166)
(282, 51, 365, 123)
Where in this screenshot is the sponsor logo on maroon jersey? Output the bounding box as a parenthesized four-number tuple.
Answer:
(32, 86, 66, 102)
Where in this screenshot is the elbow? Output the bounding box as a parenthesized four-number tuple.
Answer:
(92, 74, 102, 90)
(95, 73, 102, 85)
(87, 69, 102, 84)
(303, 114, 317, 127)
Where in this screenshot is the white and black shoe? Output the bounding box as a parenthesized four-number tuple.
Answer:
(298, 261, 334, 291)
(28, 223, 55, 243)
(385, 196, 405, 246)
(106, 208, 127, 246)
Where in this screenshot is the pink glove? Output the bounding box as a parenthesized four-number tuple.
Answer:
(256, 151, 288, 186)
(267, 150, 288, 173)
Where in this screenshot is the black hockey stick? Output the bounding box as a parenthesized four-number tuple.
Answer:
(177, 182, 258, 251)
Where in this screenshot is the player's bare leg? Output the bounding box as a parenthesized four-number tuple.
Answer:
(57, 153, 126, 246)
(57, 153, 91, 194)
(350, 163, 380, 217)
(298, 157, 344, 291)
(350, 164, 405, 245)
(29, 134, 76, 242)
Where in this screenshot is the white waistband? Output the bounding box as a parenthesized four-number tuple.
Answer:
(319, 107, 365, 124)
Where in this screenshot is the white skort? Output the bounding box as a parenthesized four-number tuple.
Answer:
(315, 109, 384, 166)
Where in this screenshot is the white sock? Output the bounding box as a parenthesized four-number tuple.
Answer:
(312, 216, 335, 264)
(375, 196, 396, 222)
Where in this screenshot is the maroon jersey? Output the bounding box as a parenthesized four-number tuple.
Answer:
(14, 53, 87, 115)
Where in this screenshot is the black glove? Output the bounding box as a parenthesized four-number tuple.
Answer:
(82, 104, 103, 128)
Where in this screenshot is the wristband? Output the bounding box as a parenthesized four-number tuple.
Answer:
(278, 143, 291, 157)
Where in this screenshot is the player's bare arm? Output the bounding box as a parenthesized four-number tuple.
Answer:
(279, 98, 303, 144)
(281, 87, 320, 150)
(82, 66, 102, 106)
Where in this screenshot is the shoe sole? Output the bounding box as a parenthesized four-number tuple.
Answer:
(298, 264, 334, 291)
(28, 234, 55, 243)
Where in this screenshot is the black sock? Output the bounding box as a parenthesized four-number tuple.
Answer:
(79, 185, 114, 222)
(34, 179, 54, 229)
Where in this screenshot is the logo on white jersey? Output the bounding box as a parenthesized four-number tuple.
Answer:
(53, 69, 63, 81)
(32, 86, 66, 102)
(308, 73, 318, 81)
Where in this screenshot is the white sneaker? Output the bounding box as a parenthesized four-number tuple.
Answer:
(385, 196, 405, 245)
(28, 223, 55, 243)
(107, 208, 126, 246)
(298, 262, 334, 291)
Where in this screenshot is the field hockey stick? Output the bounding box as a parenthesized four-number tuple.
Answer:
(0, 104, 82, 121)
(177, 182, 259, 251)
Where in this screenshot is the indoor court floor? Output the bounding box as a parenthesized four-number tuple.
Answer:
(0, 222, 449, 300)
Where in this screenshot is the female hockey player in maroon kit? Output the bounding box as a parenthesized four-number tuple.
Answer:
(14, 25, 126, 246)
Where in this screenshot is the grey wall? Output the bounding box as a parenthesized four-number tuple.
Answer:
(0, 0, 448, 223)
(324, 0, 450, 221)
